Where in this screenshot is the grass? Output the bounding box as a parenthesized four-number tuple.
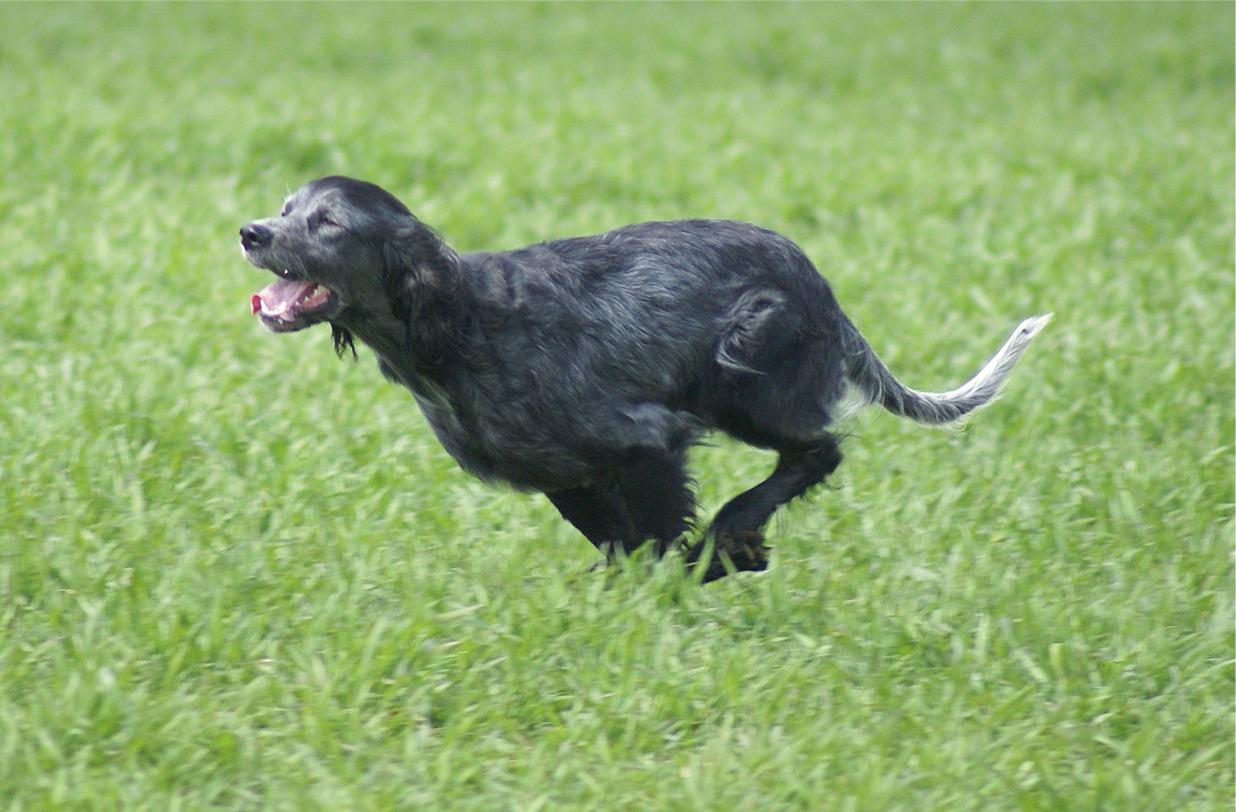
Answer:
(1, 2, 1232, 809)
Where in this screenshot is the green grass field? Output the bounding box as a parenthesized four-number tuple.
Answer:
(2, 3, 1233, 809)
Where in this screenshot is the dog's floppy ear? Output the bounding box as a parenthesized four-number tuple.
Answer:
(382, 220, 462, 370)
(383, 222, 460, 313)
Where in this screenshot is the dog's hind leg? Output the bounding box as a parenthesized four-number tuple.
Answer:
(686, 434, 843, 582)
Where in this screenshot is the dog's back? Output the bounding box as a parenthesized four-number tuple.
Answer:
(458, 219, 845, 394)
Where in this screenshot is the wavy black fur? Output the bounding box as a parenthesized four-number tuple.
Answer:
(240, 176, 1046, 582)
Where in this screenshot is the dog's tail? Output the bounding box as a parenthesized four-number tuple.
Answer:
(840, 314, 1052, 426)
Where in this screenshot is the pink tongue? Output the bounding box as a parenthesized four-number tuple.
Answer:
(252, 278, 315, 318)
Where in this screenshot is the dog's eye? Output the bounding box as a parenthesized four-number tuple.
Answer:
(280, 202, 293, 217)
(310, 211, 341, 231)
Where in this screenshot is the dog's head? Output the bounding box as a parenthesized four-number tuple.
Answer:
(240, 176, 454, 355)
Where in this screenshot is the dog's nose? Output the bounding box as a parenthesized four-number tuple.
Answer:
(240, 223, 272, 251)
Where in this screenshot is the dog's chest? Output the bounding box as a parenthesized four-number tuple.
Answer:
(411, 386, 591, 493)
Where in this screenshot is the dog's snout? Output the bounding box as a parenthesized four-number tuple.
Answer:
(240, 223, 273, 251)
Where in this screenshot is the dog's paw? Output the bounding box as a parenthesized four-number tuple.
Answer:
(686, 531, 769, 582)
(723, 531, 770, 572)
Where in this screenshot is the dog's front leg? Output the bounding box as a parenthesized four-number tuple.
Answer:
(546, 479, 645, 562)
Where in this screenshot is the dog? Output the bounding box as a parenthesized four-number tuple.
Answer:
(240, 176, 1049, 582)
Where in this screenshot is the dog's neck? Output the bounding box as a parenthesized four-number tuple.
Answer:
(342, 313, 405, 364)
(334, 301, 460, 401)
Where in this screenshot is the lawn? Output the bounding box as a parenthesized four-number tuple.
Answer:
(1, 3, 1232, 809)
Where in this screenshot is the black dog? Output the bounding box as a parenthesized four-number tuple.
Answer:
(241, 176, 1048, 581)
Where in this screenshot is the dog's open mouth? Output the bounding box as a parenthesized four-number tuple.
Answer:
(251, 277, 339, 332)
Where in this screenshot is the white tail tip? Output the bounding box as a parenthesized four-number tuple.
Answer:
(1016, 313, 1054, 342)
